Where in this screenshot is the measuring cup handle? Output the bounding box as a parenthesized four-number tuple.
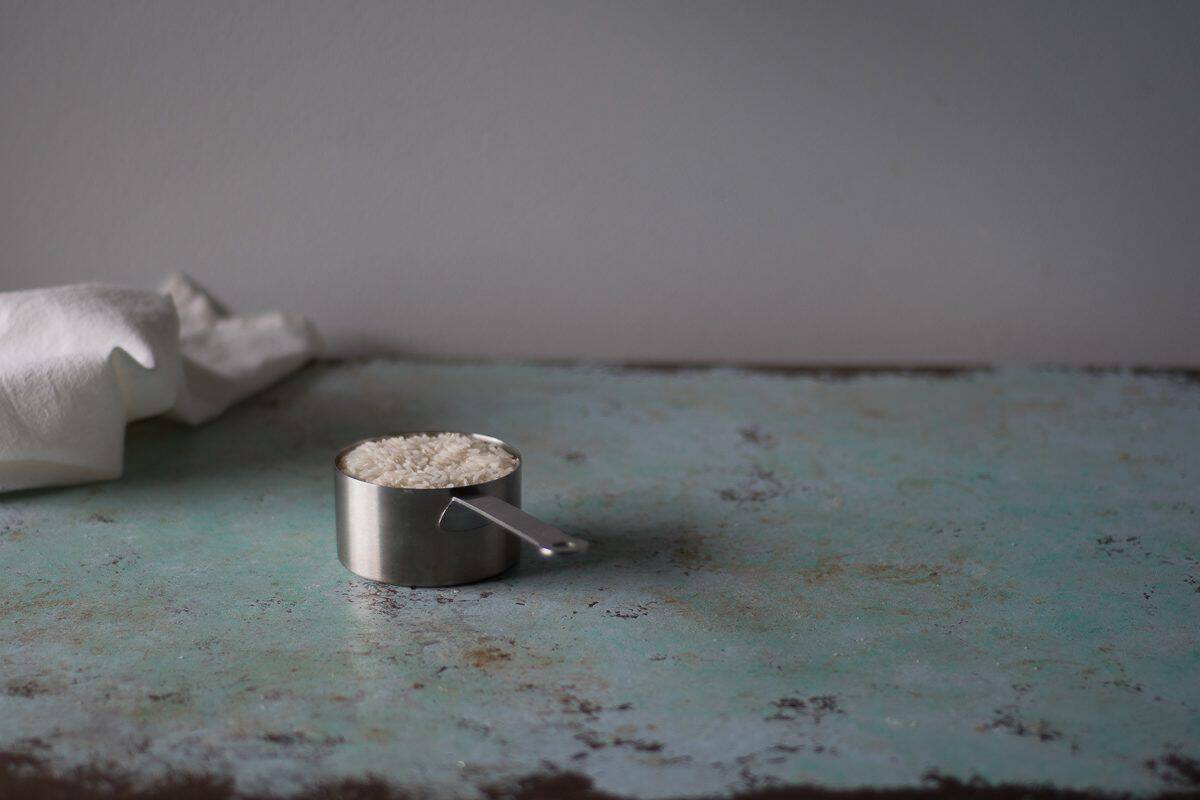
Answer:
(443, 495, 588, 556)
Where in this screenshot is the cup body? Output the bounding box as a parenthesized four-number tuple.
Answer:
(334, 434, 522, 586)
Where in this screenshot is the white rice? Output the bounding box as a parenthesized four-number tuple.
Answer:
(339, 433, 519, 489)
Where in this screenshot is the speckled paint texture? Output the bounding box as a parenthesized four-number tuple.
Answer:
(1, 362, 1197, 797)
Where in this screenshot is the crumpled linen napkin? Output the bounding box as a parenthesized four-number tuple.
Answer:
(0, 276, 320, 492)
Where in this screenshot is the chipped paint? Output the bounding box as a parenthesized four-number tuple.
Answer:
(0, 362, 1198, 797)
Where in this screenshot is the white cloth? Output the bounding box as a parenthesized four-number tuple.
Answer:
(0, 276, 320, 492)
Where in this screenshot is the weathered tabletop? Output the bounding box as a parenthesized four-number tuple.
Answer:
(2, 361, 1198, 798)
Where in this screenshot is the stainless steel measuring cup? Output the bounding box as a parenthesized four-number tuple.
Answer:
(334, 433, 587, 586)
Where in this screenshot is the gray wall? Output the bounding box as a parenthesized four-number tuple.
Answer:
(3, 1, 1198, 364)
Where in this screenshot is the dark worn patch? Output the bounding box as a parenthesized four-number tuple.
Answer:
(260, 732, 344, 747)
(766, 695, 845, 724)
(611, 737, 662, 753)
(604, 602, 653, 619)
(573, 731, 607, 750)
(146, 691, 188, 704)
(979, 707, 1063, 742)
(5, 680, 51, 698)
(0, 751, 239, 800)
(1, 750, 1196, 799)
(719, 466, 789, 505)
(336, 581, 406, 615)
(668, 534, 718, 572)
(1145, 753, 1200, 787)
(738, 425, 776, 448)
(570, 732, 663, 754)
(465, 644, 514, 669)
(559, 692, 604, 718)
(1095, 535, 1146, 558)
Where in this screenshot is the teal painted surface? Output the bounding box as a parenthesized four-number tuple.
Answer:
(1, 362, 1198, 796)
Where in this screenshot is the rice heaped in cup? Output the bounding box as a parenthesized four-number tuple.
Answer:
(339, 433, 519, 489)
